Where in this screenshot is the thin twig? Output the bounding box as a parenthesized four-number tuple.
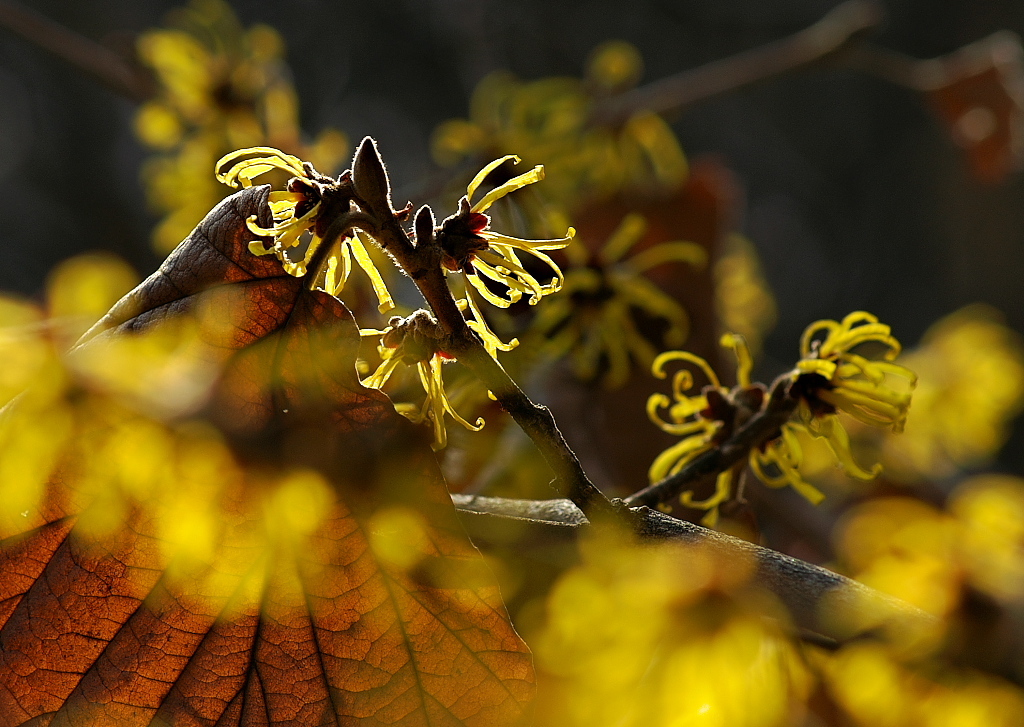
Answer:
(623, 374, 798, 509)
(0, 0, 154, 102)
(451, 493, 935, 644)
(593, 0, 883, 125)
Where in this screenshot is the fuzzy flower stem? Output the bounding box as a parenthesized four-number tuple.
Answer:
(351, 138, 617, 521)
(625, 374, 799, 509)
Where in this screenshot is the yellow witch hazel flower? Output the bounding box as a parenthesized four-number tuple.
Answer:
(436, 155, 575, 307)
(648, 313, 916, 527)
(647, 334, 783, 527)
(790, 311, 916, 431)
(361, 312, 483, 451)
(429, 154, 575, 361)
(531, 212, 706, 389)
(215, 147, 394, 312)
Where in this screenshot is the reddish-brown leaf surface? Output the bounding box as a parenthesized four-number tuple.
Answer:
(0, 187, 534, 726)
(927, 32, 1024, 184)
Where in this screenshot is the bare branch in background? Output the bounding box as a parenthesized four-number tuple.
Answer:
(594, 0, 883, 125)
(452, 493, 935, 645)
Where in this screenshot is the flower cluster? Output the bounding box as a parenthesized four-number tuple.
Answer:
(216, 147, 394, 312)
(647, 313, 916, 526)
(360, 312, 483, 451)
(216, 145, 572, 449)
(436, 155, 575, 308)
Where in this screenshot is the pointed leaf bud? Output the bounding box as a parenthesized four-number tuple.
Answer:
(352, 136, 393, 216)
(414, 205, 436, 247)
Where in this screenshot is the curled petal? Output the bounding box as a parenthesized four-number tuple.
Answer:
(216, 147, 306, 188)
(362, 354, 401, 390)
(651, 350, 721, 390)
(749, 432, 825, 505)
(795, 358, 837, 379)
(467, 155, 521, 205)
(800, 319, 842, 358)
(719, 333, 753, 388)
(807, 414, 882, 481)
(471, 164, 545, 213)
(648, 434, 713, 483)
(466, 273, 517, 308)
(680, 470, 732, 528)
(483, 229, 575, 251)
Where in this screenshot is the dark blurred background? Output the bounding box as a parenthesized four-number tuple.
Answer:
(2, 0, 1024, 471)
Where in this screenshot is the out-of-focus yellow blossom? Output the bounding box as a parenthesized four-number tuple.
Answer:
(817, 485, 1024, 726)
(534, 526, 811, 727)
(876, 305, 1024, 480)
(820, 642, 1024, 727)
(837, 497, 962, 618)
(952, 474, 1024, 603)
(361, 312, 484, 451)
(136, 0, 348, 252)
(0, 253, 336, 598)
(648, 314, 915, 527)
(431, 42, 687, 209)
(436, 155, 575, 308)
(714, 233, 777, 358)
(837, 476, 1024, 620)
(531, 212, 706, 389)
(216, 147, 395, 312)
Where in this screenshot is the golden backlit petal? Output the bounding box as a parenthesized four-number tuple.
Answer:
(247, 240, 276, 256)
(839, 355, 918, 385)
(464, 291, 518, 355)
(648, 434, 713, 483)
(836, 378, 913, 407)
(268, 191, 305, 204)
(466, 154, 521, 205)
(822, 387, 905, 420)
(680, 469, 732, 511)
(487, 245, 566, 299)
(471, 164, 545, 213)
(421, 360, 448, 451)
(795, 358, 837, 379)
(351, 231, 395, 313)
(275, 203, 321, 249)
(652, 351, 722, 390)
(483, 228, 575, 251)
(475, 250, 543, 299)
(467, 273, 515, 308)
(472, 259, 533, 301)
(215, 147, 306, 188)
(750, 449, 788, 489)
(811, 414, 882, 481)
(800, 319, 842, 357)
(823, 326, 901, 360)
(362, 355, 402, 389)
